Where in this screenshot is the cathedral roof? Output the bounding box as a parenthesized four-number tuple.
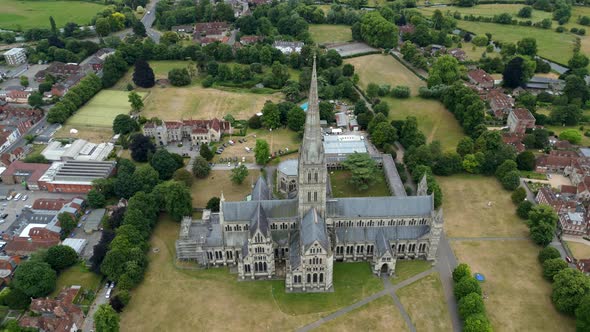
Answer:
(223, 199, 298, 221)
(375, 228, 393, 257)
(300, 208, 330, 251)
(335, 225, 431, 243)
(249, 203, 269, 237)
(326, 196, 433, 218)
(300, 55, 325, 165)
(251, 176, 270, 201)
(288, 231, 301, 269)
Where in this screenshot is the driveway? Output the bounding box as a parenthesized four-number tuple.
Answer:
(82, 284, 110, 332)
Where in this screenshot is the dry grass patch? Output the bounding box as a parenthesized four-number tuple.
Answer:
(54, 125, 113, 143)
(396, 272, 452, 332)
(391, 260, 433, 285)
(120, 216, 322, 332)
(191, 170, 260, 208)
(452, 240, 575, 332)
(436, 174, 529, 238)
(566, 241, 590, 260)
(344, 54, 425, 96)
(212, 128, 300, 164)
(142, 86, 282, 121)
(314, 296, 409, 332)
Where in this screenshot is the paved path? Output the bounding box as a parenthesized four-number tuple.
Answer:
(436, 233, 461, 332)
(82, 284, 109, 332)
(211, 163, 261, 171)
(296, 268, 436, 332)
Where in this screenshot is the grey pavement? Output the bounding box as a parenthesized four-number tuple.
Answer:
(211, 163, 260, 171)
(394, 142, 416, 193)
(82, 283, 109, 332)
(382, 276, 416, 332)
(436, 233, 461, 332)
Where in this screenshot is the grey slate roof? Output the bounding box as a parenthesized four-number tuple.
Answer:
(335, 225, 431, 243)
(251, 176, 270, 201)
(300, 208, 330, 251)
(326, 196, 433, 218)
(249, 203, 269, 237)
(289, 231, 301, 269)
(223, 199, 298, 221)
(271, 230, 290, 246)
(278, 159, 298, 176)
(375, 228, 392, 257)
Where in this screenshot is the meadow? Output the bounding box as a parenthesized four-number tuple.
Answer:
(310, 24, 353, 44)
(418, 4, 552, 23)
(0, 0, 105, 30)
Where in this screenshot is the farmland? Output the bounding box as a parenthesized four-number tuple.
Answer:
(0, 0, 105, 30)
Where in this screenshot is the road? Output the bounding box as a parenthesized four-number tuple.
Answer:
(82, 284, 110, 332)
(141, 0, 161, 43)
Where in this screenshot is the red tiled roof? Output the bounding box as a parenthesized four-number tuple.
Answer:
(561, 185, 578, 195)
(32, 198, 69, 211)
(468, 69, 494, 85)
(512, 107, 536, 121)
(3, 161, 50, 183)
(536, 155, 573, 168)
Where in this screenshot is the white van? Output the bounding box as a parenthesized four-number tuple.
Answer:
(13, 193, 21, 200)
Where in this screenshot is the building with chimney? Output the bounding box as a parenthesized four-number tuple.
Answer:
(175, 56, 443, 293)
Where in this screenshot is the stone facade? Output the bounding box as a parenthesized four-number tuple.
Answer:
(143, 118, 231, 146)
(175, 57, 443, 293)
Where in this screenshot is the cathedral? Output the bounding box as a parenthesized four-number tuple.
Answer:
(176, 57, 443, 293)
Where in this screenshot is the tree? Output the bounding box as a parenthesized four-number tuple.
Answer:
(150, 149, 181, 180)
(539, 246, 561, 263)
(192, 156, 211, 178)
(495, 160, 518, 179)
(231, 164, 249, 184)
(168, 68, 191, 86)
(559, 129, 582, 144)
(128, 91, 144, 112)
(12, 261, 56, 298)
(552, 268, 590, 315)
(129, 134, 155, 162)
(87, 189, 106, 208)
(132, 59, 155, 88)
(96, 17, 111, 37)
(516, 151, 536, 171)
(343, 63, 355, 77)
(132, 165, 160, 193)
(576, 295, 590, 332)
(200, 144, 214, 161)
(28, 92, 43, 108)
(428, 55, 463, 87)
(371, 122, 397, 148)
(458, 292, 485, 319)
(287, 106, 306, 132)
(46, 245, 78, 271)
(563, 74, 589, 103)
(173, 169, 193, 187)
(261, 102, 281, 129)
(113, 114, 138, 135)
(3, 287, 31, 310)
(133, 20, 146, 37)
(463, 313, 492, 332)
(517, 37, 537, 57)
(543, 258, 568, 280)
(206, 197, 220, 212)
(359, 12, 398, 48)
(153, 181, 192, 221)
(248, 114, 262, 129)
(503, 56, 532, 88)
(517, 200, 533, 219)
(551, 105, 583, 126)
(341, 153, 380, 191)
(19, 76, 29, 88)
(94, 304, 120, 332)
(453, 263, 472, 283)
(511, 187, 527, 204)
(501, 170, 521, 190)
(58, 212, 76, 237)
(518, 6, 532, 18)
(254, 139, 270, 165)
(454, 276, 482, 300)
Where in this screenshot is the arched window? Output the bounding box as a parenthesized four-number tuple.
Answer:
(313, 273, 318, 283)
(308, 192, 311, 202)
(263, 262, 267, 271)
(307, 274, 311, 283)
(308, 172, 311, 182)
(314, 192, 317, 202)
(319, 273, 324, 283)
(314, 172, 318, 182)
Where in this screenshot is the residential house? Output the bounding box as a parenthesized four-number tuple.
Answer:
(558, 210, 588, 236)
(0, 256, 20, 288)
(577, 259, 590, 275)
(448, 48, 466, 62)
(467, 69, 494, 89)
(536, 187, 578, 214)
(507, 108, 536, 134)
(193, 22, 229, 42)
(239, 35, 263, 45)
(4, 227, 61, 256)
(35, 62, 81, 82)
(5, 90, 31, 104)
(19, 286, 84, 332)
(501, 133, 525, 153)
(486, 89, 514, 119)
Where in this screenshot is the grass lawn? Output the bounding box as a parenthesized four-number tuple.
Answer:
(419, 4, 552, 23)
(310, 24, 352, 44)
(191, 170, 260, 208)
(436, 174, 529, 238)
(142, 85, 282, 122)
(344, 54, 425, 96)
(456, 20, 576, 66)
(386, 97, 464, 152)
(0, 0, 105, 30)
(272, 262, 383, 315)
(545, 125, 590, 147)
(459, 42, 501, 61)
(396, 272, 453, 332)
(453, 240, 575, 331)
(212, 128, 300, 164)
(315, 296, 409, 332)
(51, 263, 102, 297)
(121, 216, 383, 331)
(566, 241, 590, 260)
(391, 260, 433, 285)
(329, 169, 391, 198)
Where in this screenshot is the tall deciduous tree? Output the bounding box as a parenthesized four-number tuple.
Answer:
(341, 153, 380, 191)
(46, 245, 78, 271)
(129, 134, 155, 162)
(113, 114, 138, 135)
(576, 295, 590, 331)
(254, 139, 270, 165)
(94, 304, 120, 332)
(132, 59, 155, 88)
(458, 292, 485, 319)
(231, 164, 249, 184)
(199, 144, 214, 161)
(427, 55, 463, 87)
(87, 189, 106, 208)
(150, 149, 181, 180)
(173, 168, 193, 188)
(128, 91, 144, 112)
(12, 261, 57, 298)
(192, 156, 211, 178)
(552, 268, 590, 315)
(153, 181, 192, 221)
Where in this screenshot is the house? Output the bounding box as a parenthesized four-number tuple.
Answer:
(536, 187, 578, 214)
(172, 25, 195, 34)
(0, 147, 26, 167)
(194, 22, 229, 41)
(507, 108, 536, 134)
(143, 118, 232, 146)
(501, 133, 525, 153)
(448, 48, 467, 62)
(35, 62, 81, 82)
(273, 41, 304, 54)
(0, 256, 20, 288)
(577, 259, 590, 275)
(19, 286, 84, 332)
(486, 89, 514, 119)
(5, 90, 31, 104)
(558, 210, 588, 236)
(467, 69, 494, 89)
(4, 227, 61, 256)
(239, 35, 263, 45)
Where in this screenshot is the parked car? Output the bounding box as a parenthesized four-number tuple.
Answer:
(13, 193, 21, 200)
(566, 256, 573, 263)
(21, 195, 27, 201)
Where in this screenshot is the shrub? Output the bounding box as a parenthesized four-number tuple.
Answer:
(391, 85, 411, 98)
(472, 35, 489, 47)
(538, 246, 561, 263)
(453, 263, 471, 283)
(511, 187, 527, 204)
(458, 292, 485, 319)
(454, 276, 482, 300)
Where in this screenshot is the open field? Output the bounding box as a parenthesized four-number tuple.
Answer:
(329, 169, 390, 198)
(437, 174, 528, 238)
(419, 4, 552, 23)
(212, 128, 300, 164)
(386, 97, 464, 151)
(397, 272, 453, 332)
(456, 21, 576, 66)
(315, 296, 409, 332)
(310, 24, 352, 44)
(344, 54, 425, 96)
(51, 263, 102, 297)
(0, 0, 105, 30)
(391, 260, 433, 285)
(55, 90, 146, 142)
(545, 125, 590, 147)
(121, 216, 384, 331)
(191, 170, 258, 208)
(453, 240, 575, 331)
(143, 86, 282, 121)
(459, 42, 501, 61)
(566, 241, 590, 260)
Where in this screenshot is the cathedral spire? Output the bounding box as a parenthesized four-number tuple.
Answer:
(300, 55, 324, 164)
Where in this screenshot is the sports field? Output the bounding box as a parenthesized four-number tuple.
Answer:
(310, 24, 352, 44)
(386, 97, 464, 152)
(344, 54, 425, 96)
(566, 241, 590, 260)
(0, 0, 105, 30)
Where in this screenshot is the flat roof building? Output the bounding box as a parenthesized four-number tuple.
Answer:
(3, 48, 26, 66)
(84, 208, 105, 233)
(323, 135, 368, 165)
(42, 140, 114, 162)
(1, 161, 50, 190)
(39, 160, 116, 193)
(61, 238, 87, 254)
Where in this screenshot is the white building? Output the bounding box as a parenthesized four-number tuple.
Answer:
(41, 139, 114, 161)
(3, 48, 26, 66)
(273, 41, 304, 54)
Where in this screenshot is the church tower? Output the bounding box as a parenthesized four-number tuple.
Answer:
(298, 55, 327, 218)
